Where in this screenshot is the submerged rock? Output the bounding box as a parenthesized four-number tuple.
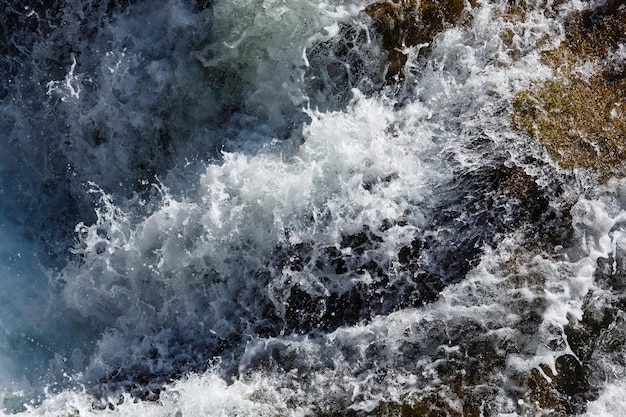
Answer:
(304, 22, 386, 111)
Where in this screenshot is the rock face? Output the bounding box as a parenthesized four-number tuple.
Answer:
(364, 0, 473, 81)
(513, 79, 626, 174)
(512, 1, 626, 177)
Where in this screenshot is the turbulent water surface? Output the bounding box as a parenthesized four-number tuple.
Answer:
(1, 0, 626, 415)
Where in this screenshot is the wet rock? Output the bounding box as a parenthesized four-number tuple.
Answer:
(520, 355, 591, 416)
(284, 286, 326, 332)
(420, 162, 572, 271)
(315, 398, 463, 417)
(543, 0, 626, 72)
(366, 398, 462, 417)
(547, 246, 626, 417)
(313, 327, 512, 416)
(284, 285, 369, 333)
(513, 79, 626, 176)
(273, 157, 572, 337)
(563, 247, 626, 404)
(304, 22, 386, 111)
(363, 0, 474, 81)
(512, 2, 626, 177)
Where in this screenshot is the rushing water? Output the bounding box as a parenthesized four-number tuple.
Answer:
(1, 0, 625, 415)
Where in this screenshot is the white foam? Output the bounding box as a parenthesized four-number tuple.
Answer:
(584, 380, 626, 417)
(17, 370, 302, 417)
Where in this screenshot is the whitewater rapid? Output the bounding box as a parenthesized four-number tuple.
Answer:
(1, 0, 625, 415)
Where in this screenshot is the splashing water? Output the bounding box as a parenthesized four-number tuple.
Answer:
(1, 0, 626, 415)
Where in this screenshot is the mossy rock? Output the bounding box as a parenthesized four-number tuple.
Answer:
(511, 2, 626, 177)
(542, 0, 626, 75)
(512, 78, 626, 176)
(363, 0, 475, 81)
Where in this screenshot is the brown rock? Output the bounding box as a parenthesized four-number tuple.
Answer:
(364, 0, 473, 81)
(512, 2, 626, 177)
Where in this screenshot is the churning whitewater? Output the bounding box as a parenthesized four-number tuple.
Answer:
(1, 0, 626, 415)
